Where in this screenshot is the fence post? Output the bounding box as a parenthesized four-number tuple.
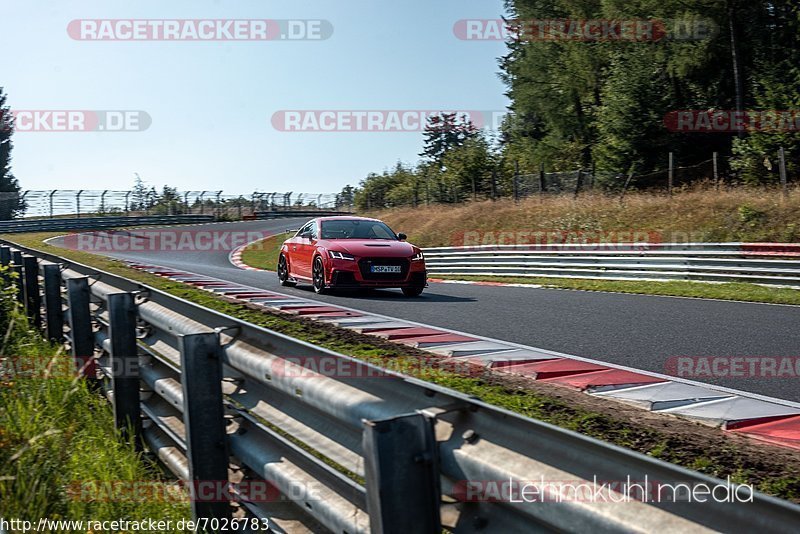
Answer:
(574, 169, 583, 199)
(490, 169, 497, 201)
(0, 246, 10, 287)
(668, 152, 674, 196)
(712, 152, 720, 190)
(43, 264, 64, 342)
(513, 161, 520, 202)
(66, 277, 97, 379)
(363, 413, 441, 534)
(108, 292, 142, 449)
(779, 147, 788, 199)
(11, 250, 24, 304)
(539, 162, 546, 195)
(22, 255, 42, 330)
(76, 190, 84, 217)
(178, 332, 231, 522)
(49, 190, 57, 218)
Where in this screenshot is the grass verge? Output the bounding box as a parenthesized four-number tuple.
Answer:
(239, 233, 285, 271)
(2, 231, 800, 503)
(433, 275, 800, 305)
(0, 267, 190, 526)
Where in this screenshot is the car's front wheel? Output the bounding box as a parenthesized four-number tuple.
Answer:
(401, 286, 424, 297)
(312, 257, 327, 294)
(277, 254, 295, 287)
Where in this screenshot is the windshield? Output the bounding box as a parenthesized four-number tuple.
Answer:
(320, 220, 397, 240)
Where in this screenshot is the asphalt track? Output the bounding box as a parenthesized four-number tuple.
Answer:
(51, 219, 800, 402)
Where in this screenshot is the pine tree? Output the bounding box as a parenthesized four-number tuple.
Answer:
(0, 88, 24, 220)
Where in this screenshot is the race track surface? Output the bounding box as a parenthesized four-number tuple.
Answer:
(50, 219, 800, 402)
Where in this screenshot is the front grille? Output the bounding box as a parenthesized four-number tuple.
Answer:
(358, 257, 410, 281)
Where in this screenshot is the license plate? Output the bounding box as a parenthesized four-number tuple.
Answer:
(370, 265, 402, 273)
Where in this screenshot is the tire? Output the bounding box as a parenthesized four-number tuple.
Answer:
(277, 254, 295, 287)
(401, 286, 424, 297)
(312, 257, 327, 294)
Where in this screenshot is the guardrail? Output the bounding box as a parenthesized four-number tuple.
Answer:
(250, 210, 353, 219)
(423, 243, 800, 286)
(0, 215, 216, 234)
(2, 239, 800, 533)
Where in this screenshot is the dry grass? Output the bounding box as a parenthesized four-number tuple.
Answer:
(370, 186, 800, 247)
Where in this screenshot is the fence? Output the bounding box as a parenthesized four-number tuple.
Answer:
(2, 238, 799, 532)
(0, 190, 349, 220)
(423, 243, 800, 286)
(359, 148, 797, 210)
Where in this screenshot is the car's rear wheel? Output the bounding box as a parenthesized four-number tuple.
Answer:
(278, 254, 295, 287)
(401, 286, 424, 297)
(312, 257, 327, 294)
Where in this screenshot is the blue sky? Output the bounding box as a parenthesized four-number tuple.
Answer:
(2, 0, 509, 195)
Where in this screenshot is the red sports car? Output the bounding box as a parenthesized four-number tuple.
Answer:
(277, 216, 427, 296)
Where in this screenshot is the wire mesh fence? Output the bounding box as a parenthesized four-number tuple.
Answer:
(0, 190, 348, 220)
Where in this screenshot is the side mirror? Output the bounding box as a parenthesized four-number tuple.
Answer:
(397, 233, 407, 241)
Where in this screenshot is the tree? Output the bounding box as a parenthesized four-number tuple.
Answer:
(419, 113, 479, 167)
(130, 173, 149, 211)
(0, 88, 24, 220)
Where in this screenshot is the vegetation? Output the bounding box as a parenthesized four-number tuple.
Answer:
(0, 88, 24, 220)
(0, 266, 190, 526)
(337, 1, 800, 210)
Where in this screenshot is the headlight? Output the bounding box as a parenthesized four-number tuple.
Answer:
(411, 251, 424, 261)
(329, 250, 355, 260)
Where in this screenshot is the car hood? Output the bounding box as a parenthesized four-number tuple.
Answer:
(323, 239, 416, 257)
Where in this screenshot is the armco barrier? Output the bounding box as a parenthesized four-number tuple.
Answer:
(2, 239, 800, 533)
(423, 243, 800, 286)
(0, 215, 215, 234)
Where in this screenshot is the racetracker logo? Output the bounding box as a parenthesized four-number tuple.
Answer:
(67, 19, 333, 41)
(271, 110, 507, 132)
(454, 19, 717, 42)
(62, 230, 272, 253)
(452, 230, 663, 249)
(665, 356, 800, 378)
(1, 110, 150, 132)
(664, 110, 800, 133)
(267, 355, 484, 380)
(66, 479, 323, 503)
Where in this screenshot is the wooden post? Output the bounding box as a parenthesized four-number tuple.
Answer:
(513, 161, 520, 202)
(713, 152, 720, 190)
(539, 162, 545, 195)
(779, 147, 788, 199)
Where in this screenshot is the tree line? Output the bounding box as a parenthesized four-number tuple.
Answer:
(340, 1, 800, 211)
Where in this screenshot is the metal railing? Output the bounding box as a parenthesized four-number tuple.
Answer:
(0, 214, 216, 234)
(2, 239, 800, 533)
(423, 243, 800, 286)
(0, 190, 349, 219)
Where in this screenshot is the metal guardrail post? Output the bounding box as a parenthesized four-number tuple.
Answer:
(178, 332, 231, 523)
(11, 250, 24, 304)
(66, 277, 97, 379)
(22, 255, 42, 329)
(43, 264, 64, 342)
(108, 292, 142, 449)
(362, 413, 441, 534)
(0, 245, 10, 287)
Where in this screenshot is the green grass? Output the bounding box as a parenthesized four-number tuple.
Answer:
(0, 270, 190, 527)
(433, 275, 800, 305)
(239, 233, 286, 271)
(2, 232, 799, 503)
